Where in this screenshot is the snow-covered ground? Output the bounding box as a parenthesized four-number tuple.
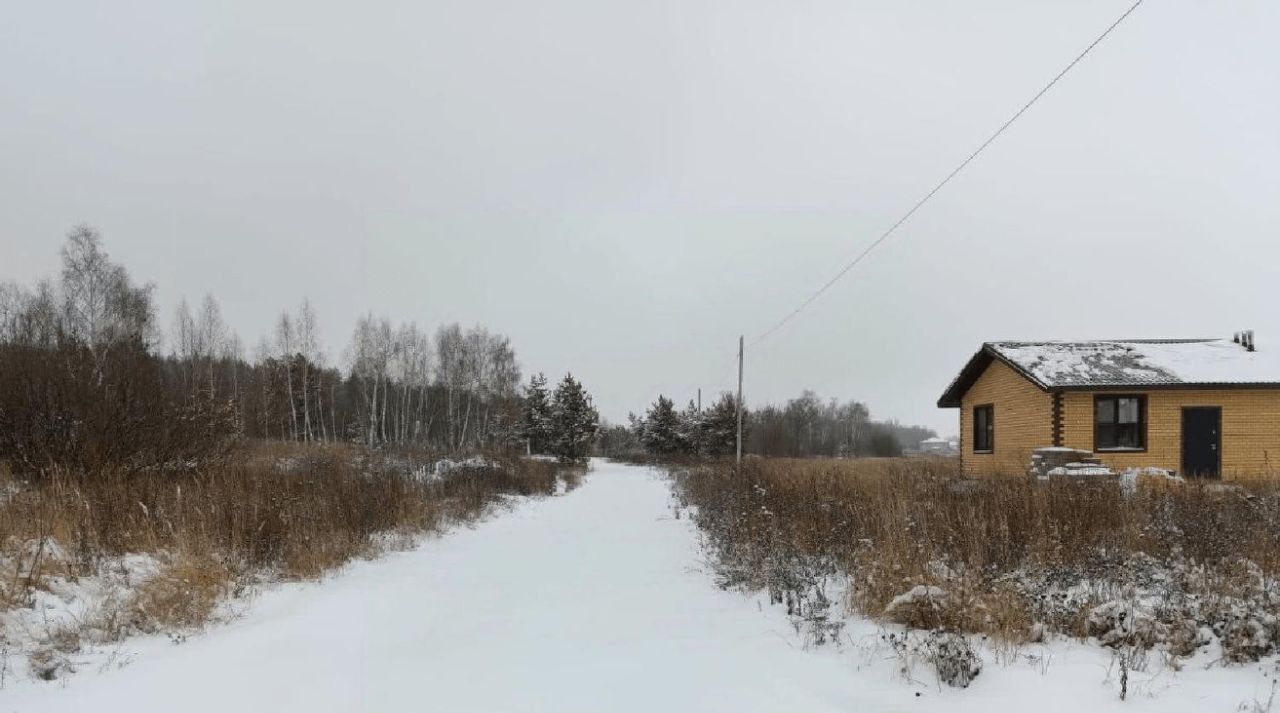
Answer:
(4, 460, 1275, 712)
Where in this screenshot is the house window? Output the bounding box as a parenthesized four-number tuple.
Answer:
(1095, 395, 1146, 451)
(973, 405, 994, 453)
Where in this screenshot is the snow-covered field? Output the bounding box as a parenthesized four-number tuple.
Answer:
(4, 460, 1275, 712)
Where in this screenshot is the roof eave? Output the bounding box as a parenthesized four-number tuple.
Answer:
(1055, 381, 1280, 392)
(937, 344, 1055, 408)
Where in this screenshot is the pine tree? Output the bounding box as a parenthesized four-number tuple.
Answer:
(489, 398, 526, 450)
(640, 395, 683, 455)
(521, 373, 553, 454)
(549, 373, 599, 461)
(678, 399, 705, 455)
(701, 392, 742, 456)
(628, 412, 647, 450)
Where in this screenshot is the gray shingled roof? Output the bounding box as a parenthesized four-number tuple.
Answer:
(989, 339, 1280, 388)
(938, 337, 1280, 407)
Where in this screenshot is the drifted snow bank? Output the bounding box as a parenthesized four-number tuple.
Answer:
(0, 542, 165, 683)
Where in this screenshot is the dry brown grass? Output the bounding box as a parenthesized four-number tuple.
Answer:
(0, 441, 571, 677)
(128, 554, 235, 633)
(668, 457, 1280, 659)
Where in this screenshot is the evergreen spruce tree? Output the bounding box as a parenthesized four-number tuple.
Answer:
(640, 395, 683, 455)
(548, 373, 599, 461)
(520, 373, 553, 454)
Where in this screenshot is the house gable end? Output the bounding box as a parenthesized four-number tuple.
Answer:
(938, 345, 1050, 408)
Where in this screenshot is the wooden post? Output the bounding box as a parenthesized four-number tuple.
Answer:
(736, 335, 744, 468)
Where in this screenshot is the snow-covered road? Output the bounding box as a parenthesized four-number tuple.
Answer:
(6, 460, 1272, 712)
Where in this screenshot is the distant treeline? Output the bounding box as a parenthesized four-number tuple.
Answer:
(605, 389, 935, 459)
(748, 390, 935, 458)
(0, 225, 595, 475)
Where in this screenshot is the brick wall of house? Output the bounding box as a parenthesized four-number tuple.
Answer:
(960, 359, 1053, 476)
(1060, 389, 1280, 478)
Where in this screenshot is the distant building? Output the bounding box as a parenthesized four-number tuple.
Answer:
(919, 437, 957, 456)
(937, 333, 1280, 478)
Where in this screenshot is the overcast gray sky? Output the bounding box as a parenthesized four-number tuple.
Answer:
(3, 1, 1277, 436)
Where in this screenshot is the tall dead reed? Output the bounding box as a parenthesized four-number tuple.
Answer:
(670, 457, 1280, 660)
(1, 442, 569, 633)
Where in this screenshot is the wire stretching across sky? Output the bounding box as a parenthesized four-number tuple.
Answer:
(749, 0, 1145, 348)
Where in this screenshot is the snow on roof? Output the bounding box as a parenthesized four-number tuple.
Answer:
(990, 338, 1280, 388)
(920, 437, 948, 444)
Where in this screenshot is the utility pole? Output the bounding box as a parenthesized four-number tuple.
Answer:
(697, 388, 702, 413)
(736, 335, 744, 468)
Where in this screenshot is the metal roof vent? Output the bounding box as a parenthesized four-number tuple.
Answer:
(1238, 330, 1257, 352)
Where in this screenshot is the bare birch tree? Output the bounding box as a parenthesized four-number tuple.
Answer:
(295, 300, 319, 443)
(274, 312, 298, 441)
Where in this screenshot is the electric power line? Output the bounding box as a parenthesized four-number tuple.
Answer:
(749, 0, 1144, 347)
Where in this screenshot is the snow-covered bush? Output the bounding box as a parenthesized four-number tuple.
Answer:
(1087, 600, 1166, 649)
(883, 630, 982, 689)
(1212, 600, 1277, 663)
(27, 647, 75, 681)
(926, 631, 982, 688)
(884, 585, 948, 629)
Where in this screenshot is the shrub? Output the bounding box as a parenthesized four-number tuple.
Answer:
(927, 631, 982, 688)
(128, 555, 234, 633)
(665, 457, 1280, 661)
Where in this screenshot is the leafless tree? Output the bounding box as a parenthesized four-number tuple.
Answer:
(435, 323, 466, 449)
(171, 297, 197, 392)
(274, 312, 299, 441)
(1, 226, 233, 473)
(59, 225, 156, 378)
(348, 314, 391, 446)
(196, 294, 228, 396)
(296, 300, 319, 442)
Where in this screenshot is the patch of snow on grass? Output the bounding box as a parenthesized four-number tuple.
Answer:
(1, 547, 164, 684)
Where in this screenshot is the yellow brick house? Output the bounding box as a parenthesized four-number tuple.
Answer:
(937, 334, 1280, 478)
